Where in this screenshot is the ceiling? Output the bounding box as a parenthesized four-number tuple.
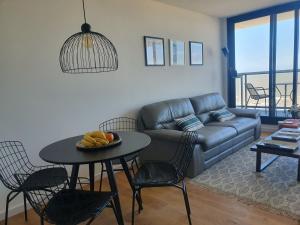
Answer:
(152, 0, 297, 18)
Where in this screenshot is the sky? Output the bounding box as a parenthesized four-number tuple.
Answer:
(235, 15, 296, 73)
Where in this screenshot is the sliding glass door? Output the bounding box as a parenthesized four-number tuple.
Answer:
(234, 16, 270, 117)
(274, 11, 295, 117)
(227, 2, 300, 123)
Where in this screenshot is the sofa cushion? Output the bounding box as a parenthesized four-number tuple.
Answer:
(206, 117, 258, 134)
(195, 126, 237, 150)
(168, 98, 195, 119)
(190, 93, 226, 124)
(190, 93, 226, 114)
(196, 112, 212, 124)
(140, 98, 195, 129)
(161, 121, 178, 130)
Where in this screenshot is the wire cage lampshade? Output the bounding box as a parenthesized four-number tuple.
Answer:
(59, 0, 118, 74)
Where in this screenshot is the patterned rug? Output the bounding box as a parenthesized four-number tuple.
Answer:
(192, 142, 300, 219)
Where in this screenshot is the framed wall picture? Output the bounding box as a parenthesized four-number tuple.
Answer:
(189, 41, 203, 65)
(169, 40, 185, 66)
(144, 36, 165, 66)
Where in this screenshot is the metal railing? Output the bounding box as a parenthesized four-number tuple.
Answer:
(236, 69, 298, 111)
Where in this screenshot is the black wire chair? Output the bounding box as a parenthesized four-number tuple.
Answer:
(24, 174, 119, 225)
(98, 117, 139, 191)
(0, 141, 68, 225)
(131, 131, 198, 225)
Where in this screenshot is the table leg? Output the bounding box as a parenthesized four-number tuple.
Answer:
(297, 158, 300, 182)
(69, 165, 80, 189)
(120, 157, 143, 211)
(256, 151, 279, 172)
(256, 151, 262, 172)
(104, 160, 124, 225)
(89, 163, 95, 191)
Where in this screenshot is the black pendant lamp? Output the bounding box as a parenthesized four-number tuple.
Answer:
(59, 0, 118, 73)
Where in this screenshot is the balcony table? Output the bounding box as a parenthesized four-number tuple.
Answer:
(39, 131, 151, 225)
(276, 82, 293, 111)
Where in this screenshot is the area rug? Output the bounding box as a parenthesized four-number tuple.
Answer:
(192, 142, 300, 220)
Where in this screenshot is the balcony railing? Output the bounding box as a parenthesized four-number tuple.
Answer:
(235, 69, 299, 117)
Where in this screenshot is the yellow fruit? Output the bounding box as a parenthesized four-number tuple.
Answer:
(83, 134, 97, 144)
(91, 131, 107, 140)
(94, 141, 103, 147)
(95, 138, 109, 145)
(81, 139, 95, 148)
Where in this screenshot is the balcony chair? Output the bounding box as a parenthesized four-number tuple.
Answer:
(246, 83, 284, 113)
(245, 83, 270, 110)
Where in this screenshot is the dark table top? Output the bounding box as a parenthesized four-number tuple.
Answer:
(251, 131, 300, 158)
(39, 131, 151, 165)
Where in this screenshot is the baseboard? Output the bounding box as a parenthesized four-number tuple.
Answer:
(0, 201, 26, 221)
(0, 172, 105, 221)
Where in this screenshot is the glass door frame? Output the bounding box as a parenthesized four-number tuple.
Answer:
(227, 1, 300, 124)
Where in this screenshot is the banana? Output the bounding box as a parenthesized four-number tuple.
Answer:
(95, 138, 109, 145)
(81, 139, 95, 148)
(80, 131, 110, 148)
(83, 134, 97, 144)
(94, 141, 103, 147)
(91, 131, 107, 140)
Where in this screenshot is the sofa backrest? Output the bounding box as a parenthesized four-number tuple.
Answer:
(190, 93, 226, 123)
(138, 93, 226, 130)
(139, 98, 195, 130)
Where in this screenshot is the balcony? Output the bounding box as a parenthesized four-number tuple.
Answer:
(235, 70, 299, 118)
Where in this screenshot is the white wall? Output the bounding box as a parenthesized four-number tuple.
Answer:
(0, 0, 224, 219)
(220, 18, 228, 102)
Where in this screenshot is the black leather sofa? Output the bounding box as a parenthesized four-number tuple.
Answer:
(137, 93, 261, 177)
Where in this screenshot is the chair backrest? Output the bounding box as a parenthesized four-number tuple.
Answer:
(99, 117, 137, 132)
(170, 132, 198, 180)
(246, 83, 259, 97)
(0, 141, 33, 190)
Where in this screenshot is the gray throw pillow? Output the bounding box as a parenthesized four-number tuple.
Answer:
(210, 108, 236, 122)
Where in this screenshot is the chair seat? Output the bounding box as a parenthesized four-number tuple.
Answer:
(17, 167, 68, 191)
(133, 162, 179, 187)
(251, 94, 268, 100)
(45, 190, 113, 225)
(258, 94, 269, 99)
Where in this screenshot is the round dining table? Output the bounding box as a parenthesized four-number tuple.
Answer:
(39, 131, 151, 225)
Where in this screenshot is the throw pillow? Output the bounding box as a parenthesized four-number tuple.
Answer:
(210, 108, 236, 122)
(175, 114, 204, 131)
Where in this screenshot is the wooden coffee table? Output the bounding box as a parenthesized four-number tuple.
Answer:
(251, 133, 300, 181)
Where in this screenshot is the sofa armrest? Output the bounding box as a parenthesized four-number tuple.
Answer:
(144, 129, 205, 144)
(228, 108, 260, 119)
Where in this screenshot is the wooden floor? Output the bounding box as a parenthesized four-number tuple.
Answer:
(1, 172, 299, 225)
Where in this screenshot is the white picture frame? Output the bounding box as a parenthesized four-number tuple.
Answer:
(169, 39, 185, 66)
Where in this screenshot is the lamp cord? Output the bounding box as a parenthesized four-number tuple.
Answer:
(82, 0, 87, 24)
